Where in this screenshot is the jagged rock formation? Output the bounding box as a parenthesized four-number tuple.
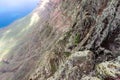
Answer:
(0, 0, 120, 80)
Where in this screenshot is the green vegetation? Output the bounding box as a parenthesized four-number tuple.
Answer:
(64, 52, 71, 57)
(50, 60, 57, 74)
(74, 33, 80, 45)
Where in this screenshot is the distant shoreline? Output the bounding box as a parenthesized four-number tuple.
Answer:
(0, 0, 39, 28)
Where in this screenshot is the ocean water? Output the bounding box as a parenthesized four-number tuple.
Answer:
(0, 0, 39, 28)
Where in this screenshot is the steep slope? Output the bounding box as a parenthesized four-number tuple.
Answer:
(0, 0, 120, 80)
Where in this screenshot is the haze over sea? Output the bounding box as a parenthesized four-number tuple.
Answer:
(0, 0, 39, 28)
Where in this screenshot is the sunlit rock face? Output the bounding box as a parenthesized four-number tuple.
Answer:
(0, 0, 120, 80)
(96, 57, 120, 77)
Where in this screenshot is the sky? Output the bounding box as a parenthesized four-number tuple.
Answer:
(0, 0, 39, 28)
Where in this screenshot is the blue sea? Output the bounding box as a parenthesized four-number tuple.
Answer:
(0, 0, 39, 28)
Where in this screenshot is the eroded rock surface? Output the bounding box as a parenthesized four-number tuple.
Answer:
(0, 0, 119, 80)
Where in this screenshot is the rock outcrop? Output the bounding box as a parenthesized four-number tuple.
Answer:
(0, 0, 119, 80)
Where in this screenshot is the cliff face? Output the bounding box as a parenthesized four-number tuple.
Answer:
(0, 0, 120, 80)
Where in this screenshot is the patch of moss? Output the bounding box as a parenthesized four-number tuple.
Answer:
(50, 60, 57, 74)
(74, 33, 80, 45)
(64, 52, 71, 57)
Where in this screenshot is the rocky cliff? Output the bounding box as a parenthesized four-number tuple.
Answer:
(0, 0, 120, 80)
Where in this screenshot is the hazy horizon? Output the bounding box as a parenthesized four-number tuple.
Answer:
(0, 0, 39, 28)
